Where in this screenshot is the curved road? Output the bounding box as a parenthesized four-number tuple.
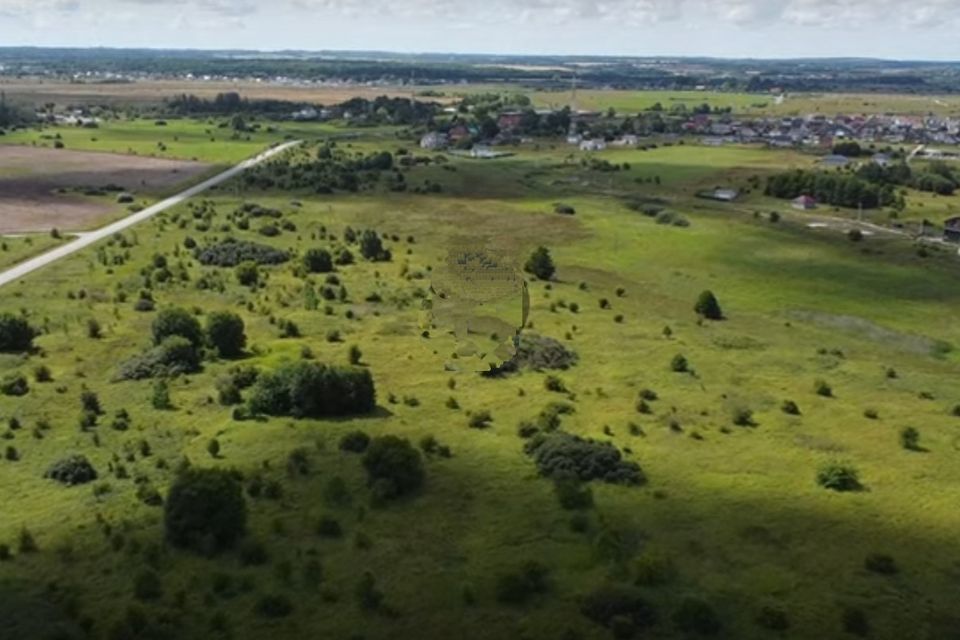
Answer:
(0, 140, 301, 289)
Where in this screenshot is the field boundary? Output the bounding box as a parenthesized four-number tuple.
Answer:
(0, 140, 301, 289)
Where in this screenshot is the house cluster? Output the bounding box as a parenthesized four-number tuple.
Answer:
(35, 109, 99, 127)
(685, 113, 960, 148)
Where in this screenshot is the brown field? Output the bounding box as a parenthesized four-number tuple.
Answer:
(0, 78, 440, 107)
(0, 146, 210, 233)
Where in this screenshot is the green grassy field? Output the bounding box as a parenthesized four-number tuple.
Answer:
(1, 118, 344, 164)
(1, 132, 960, 640)
(0, 234, 66, 269)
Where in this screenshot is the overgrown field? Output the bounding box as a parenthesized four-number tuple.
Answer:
(1, 133, 960, 640)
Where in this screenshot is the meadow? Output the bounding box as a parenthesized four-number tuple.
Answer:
(1, 130, 960, 640)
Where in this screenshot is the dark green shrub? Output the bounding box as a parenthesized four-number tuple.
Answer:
(495, 561, 550, 605)
(580, 584, 657, 631)
(164, 468, 247, 553)
(524, 246, 555, 280)
(900, 426, 921, 450)
(755, 606, 789, 631)
(206, 311, 246, 358)
(117, 335, 200, 380)
(355, 571, 384, 610)
(33, 365, 52, 382)
(239, 538, 269, 565)
(842, 607, 869, 637)
(814, 379, 833, 397)
(247, 362, 376, 418)
(694, 290, 723, 320)
(0, 313, 38, 353)
(45, 454, 98, 485)
(194, 239, 289, 266)
(133, 570, 162, 601)
(864, 553, 898, 575)
(468, 410, 493, 429)
(781, 400, 800, 415)
(303, 248, 333, 273)
(316, 515, 343, 538)
(672, 597, 722, 636)
(816, 463, 862, 492)
(152, 307, 203, 348)
(670, 354, 689, 373)
(235, 261, 259, 286)
(554, 474, 594, 510)
(544, 375, 567, 393)
(0, 373, 28, 396)
(633, 552, 676, 587)
(359, 230, 391, 262)
(483, 333, 578, 376)
(362, 435, 424, 501)
(525, 432, 644, 485)
(255, 594, 293, 618)
(339, 430, 371, 453)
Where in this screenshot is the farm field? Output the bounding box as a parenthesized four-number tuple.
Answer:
(0, 118, 339, 164)
(0, 145, 212, 233)
(1, 127, 960, 640)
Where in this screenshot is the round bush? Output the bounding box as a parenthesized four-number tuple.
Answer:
(206, 311, 246, 358)
(45, 454, 98, 485)
(303, 248, 333, 273)
(0, 313, 38, 353)
(362, 436, 424, 501)
(164, 468, 247, 553)
(152, 307, 203, 348)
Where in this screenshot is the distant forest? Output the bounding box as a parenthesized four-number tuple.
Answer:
(4, 47, 960, 93)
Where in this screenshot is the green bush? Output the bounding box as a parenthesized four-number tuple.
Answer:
(206, 311, 246, 358)
(554, 474, 594, 510)
(755, 606, 789, 631)
(195, 239, 289, 266)
(316, 515, 343, 538)
(117, 335, 200, 380)
(495, 561, 550, 605)
(670, 354, 689, 373)
(814, 379, 833, 397)
(524, 432, 644, 485)
(816, 463, 863, 492)
(0, 373, 28, 396)
(0, 313, 38, 353)
(255, 594, 293, 618)
(362, 435, 424, 501)
(152, 307, 203, 348)
(580, 584, 657, 632)
(133, 570, 163, 601)
(842, 607, 870, 637)
(164, 468, 247, 553)
(864, 553, 898, 575)
(900, 426, 921, 451)
(303, 248, 333, 273)
(359, 230, 391, 262)
(45, 454, 98, 485)
(247, 361, 376, 418)
(672, 597, 722, 636)
(781, 400, 800, 415)
(633, 552, 676, 587)
(524, 246, 555, 281)
(694, 290, 723, 320)
(235, 261, 259, 286)
(339, 430, 371, 453)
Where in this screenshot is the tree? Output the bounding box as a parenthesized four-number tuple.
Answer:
(694, 290, 723, 320)
(816, 463, 862, 492)
(303, 248, 333, 273)
(207, 439, 221, 458)
(524, 246, 555, 281)
(206, 311, 246, 358)
(152, 307, 203, 348)
(348, 345, 362, 365)
(0, 313, 38, 353)
(362, 436, 424, 500)
(164, 468, 247, 553)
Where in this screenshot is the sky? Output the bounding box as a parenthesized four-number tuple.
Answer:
(1, 0, 960, 60)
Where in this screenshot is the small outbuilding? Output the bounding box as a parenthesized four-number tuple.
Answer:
(792, 195, 818, 210)
(944, 216, 960, 243)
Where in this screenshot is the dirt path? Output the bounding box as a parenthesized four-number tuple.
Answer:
(0, 141, 301, 289)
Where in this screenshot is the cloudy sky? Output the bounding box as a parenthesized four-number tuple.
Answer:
(1, 0, 959, 59)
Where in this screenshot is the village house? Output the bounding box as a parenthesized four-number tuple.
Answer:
(497, 111, 524, 131)
(579, 139, 607, 152)
(943, 217, 960, 243)
(419, 132, 448, 150)
(793, 195, 818, 210)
